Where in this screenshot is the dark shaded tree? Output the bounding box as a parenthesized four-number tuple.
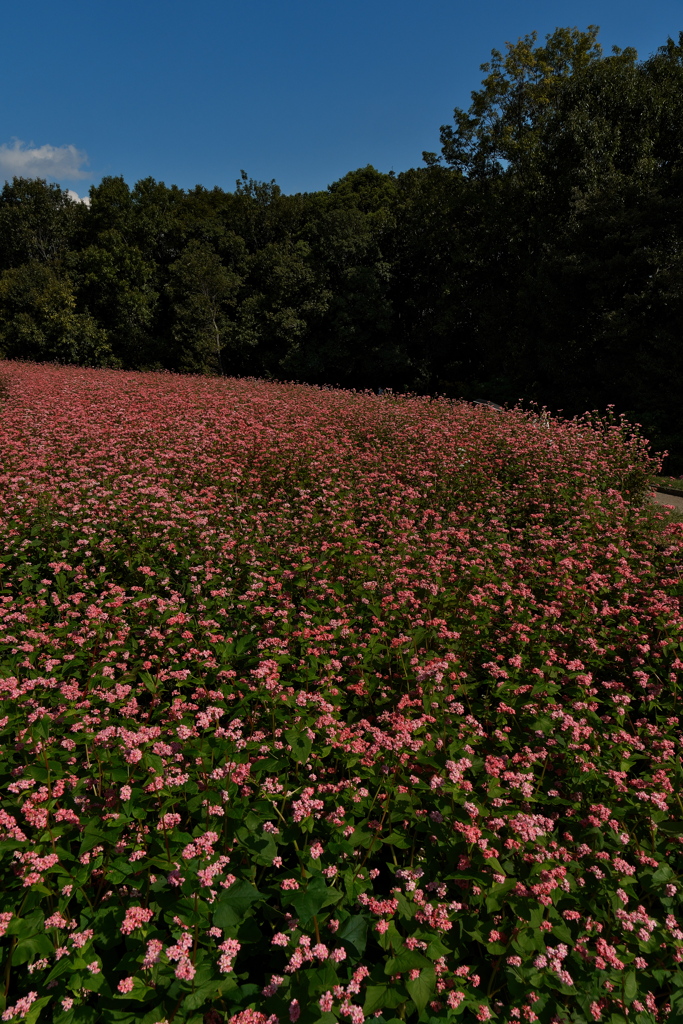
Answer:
(0, 177, 86, 271)
(165, 239, 244, 375)
(68, 231, 159, 369)
(0, 261, 112, 365)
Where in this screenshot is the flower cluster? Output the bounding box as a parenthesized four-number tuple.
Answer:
(0, 361, 680, 1022)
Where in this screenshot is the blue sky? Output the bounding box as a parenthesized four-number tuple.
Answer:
(1, 0, 680, 201)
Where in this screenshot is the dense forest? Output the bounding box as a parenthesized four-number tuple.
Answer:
(1, 26, 682, 470)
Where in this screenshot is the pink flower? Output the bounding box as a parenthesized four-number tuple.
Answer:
(1, 993, 37, 1021)
(157, 813, 182, 831)
(120, 906, 153, 935)
(219, 938, 241, 956)
(70, 929, 94, 949)
(142, 939, 163, 968)
(117, 977, 135, 994)
(228, 1012, 270, 1024)
(175, 957, 196, 981)
(262, 975, 284, 997)
(319, 993, 334, 1012)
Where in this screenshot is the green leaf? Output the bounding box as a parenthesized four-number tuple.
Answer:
(13, 933, 54, 964)
(550, 921, 574, 945)
(624, 970, 637, 1003)
(235, 634, 255, 655)
(24, 996, 51, 1024)
(6, 912, 44, 938)
(406, 965, 436, 1014)
(363, 983, 407, 1015)
(285, 728, 312, 763)
(213, 880, 264, 929)
(657, 820, 683, 835)
(426, 937, 451, 960)
(81, 972, 106, 993)
(383, 832, 411, 849)
(291, 876, 342, 925)
(182, 980, 225, 1011)
(651, 864, 673, 884)
(305, 962, 340, 997)
(487, 942, 508, 955)
(79, 829, 109, 854)
(140, 1011, 171, 1024)
(512, 927, 544, 954)
(384, 950, 432, 975)
(486, 877, 517, 913)
(336, 915, 368, 957)
(46, 956, 74, 984)
(529, 905, 545, 929)
(141, 672, 157, 693)
(483, 856, 504, 875)
(240, 831, 277, 866)
(33, 716, 51, 740)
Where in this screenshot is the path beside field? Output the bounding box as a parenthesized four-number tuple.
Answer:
(652, 490, 683, 512)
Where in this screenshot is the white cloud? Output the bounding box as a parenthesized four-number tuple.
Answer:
(66, 189, 91, 206)
(0, 138, 90, 182)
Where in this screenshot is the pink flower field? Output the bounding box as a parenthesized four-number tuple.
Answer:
(0, 360, 682, 1024)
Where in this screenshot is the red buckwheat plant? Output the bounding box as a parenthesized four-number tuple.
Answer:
(0, 360, 682, 1024)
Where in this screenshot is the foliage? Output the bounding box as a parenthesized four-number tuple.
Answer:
(430, 26, 605, 181)
(0, 178, 85, 271)
(0, 361, 682, 1024)
(0, 262, 113, 366)
(166, 240, 244, 375)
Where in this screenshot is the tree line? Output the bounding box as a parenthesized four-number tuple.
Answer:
(1, 26, 682, 470)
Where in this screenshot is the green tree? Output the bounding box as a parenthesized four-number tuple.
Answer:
(410, 28, 608, 404)
(280, 169, 402, 389)
(166, 239, 244, 375)
(0, 177, 86, 271)
(129, 177, 186, 268)
(0, 261, 112, 365)
(83, 175, 135, 242)
(233, 238, 329, 379)
(69, 231, 159, 369)
(176, 184, 237, 258)
(427, 24, 683, 467)
(388, 164, 489, 395)
(518, 32, 683, 464)
(432, 25, 604, 182)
